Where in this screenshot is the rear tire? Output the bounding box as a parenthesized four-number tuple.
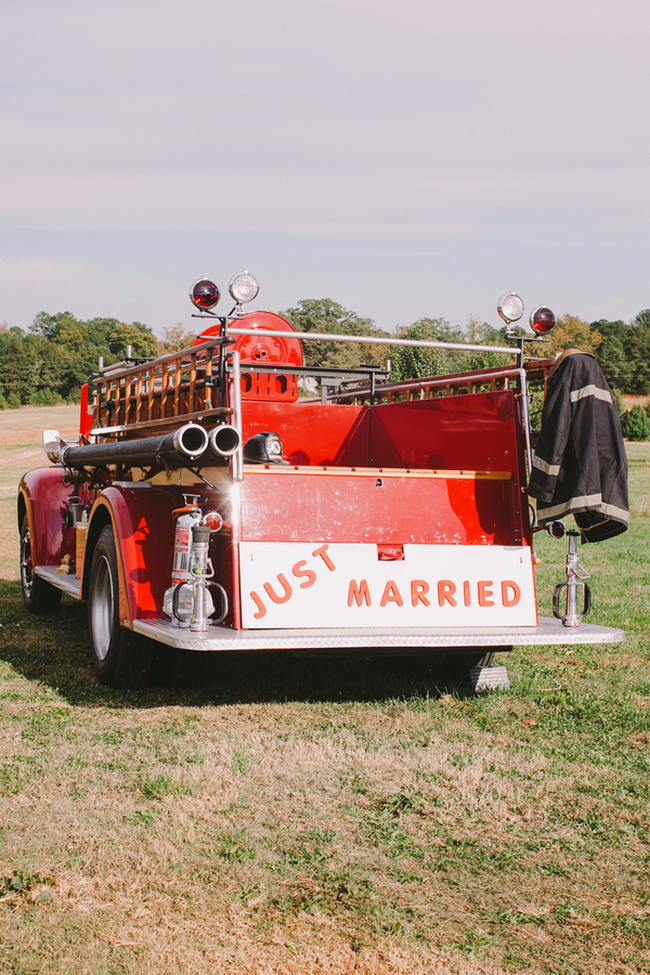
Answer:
(20, 515, 61, 615)
(88, 525, 155, 688)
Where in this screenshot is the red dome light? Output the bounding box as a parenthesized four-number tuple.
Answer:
(530, 306, 556, 335)
(190, 278, 220, 310)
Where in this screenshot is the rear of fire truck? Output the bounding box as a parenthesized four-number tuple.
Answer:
(17, 272, 624, 687)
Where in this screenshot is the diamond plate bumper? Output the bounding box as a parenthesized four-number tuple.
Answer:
(131, 616, 624, 652)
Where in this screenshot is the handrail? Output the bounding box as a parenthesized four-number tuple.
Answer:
(324, 366, 533, 475)
(228, 350, 244, 482)
(88, 329, 538, 439)
(226, 326, 521, 356)
(326, 365, 523, 403)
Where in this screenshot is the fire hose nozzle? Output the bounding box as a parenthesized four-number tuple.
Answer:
(553, 529, 592, 627)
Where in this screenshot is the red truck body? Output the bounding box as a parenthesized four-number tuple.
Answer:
(17, 283, 623, 686)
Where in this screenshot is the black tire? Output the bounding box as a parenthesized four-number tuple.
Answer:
(87, 525, 156, 688)
(20, 515, 62, 615)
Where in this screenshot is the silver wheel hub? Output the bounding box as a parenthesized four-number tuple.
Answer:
(20, 528, 33, 599)
(91, 554, 114, 661)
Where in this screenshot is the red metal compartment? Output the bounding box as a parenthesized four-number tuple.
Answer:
(239, 469, 519, 546)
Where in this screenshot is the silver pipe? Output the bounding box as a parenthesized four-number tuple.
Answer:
(60, 423, 209, 469)
(208, 424, 241, 458)
(227, 327, 521, 356)
(229, 350, 244, 482)
(517, 367, 533, 476)
(325, 366, 524, 401)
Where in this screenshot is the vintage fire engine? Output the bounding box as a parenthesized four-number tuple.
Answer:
(17, 272, 624, 687)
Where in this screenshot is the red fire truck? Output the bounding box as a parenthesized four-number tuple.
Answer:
(17, 272, 624, 687)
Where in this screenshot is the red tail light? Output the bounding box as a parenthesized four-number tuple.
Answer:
(530, 306, 556, 335)
(190, 278, 220, 310)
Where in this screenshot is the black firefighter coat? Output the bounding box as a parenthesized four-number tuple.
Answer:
(528, 351, 629, 542)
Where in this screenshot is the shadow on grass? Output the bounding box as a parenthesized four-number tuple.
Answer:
(0, 579, 482, 709)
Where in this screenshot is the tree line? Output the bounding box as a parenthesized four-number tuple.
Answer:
(0, 301, 648, 411)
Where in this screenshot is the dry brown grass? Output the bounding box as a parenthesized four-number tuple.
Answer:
(0, 408, 649, 974)
(0, 405, 79, 577)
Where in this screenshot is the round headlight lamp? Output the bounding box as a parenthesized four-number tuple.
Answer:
(190, 278, 220, 311)
(497, 292, 525, 325)
(228, 270, 259, 305)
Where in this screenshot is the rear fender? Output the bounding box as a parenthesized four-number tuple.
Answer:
(83, 498, 132, 626)
(83, 485, 181, 624)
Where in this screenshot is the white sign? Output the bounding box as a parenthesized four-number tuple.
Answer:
(239, 542, 537, 629)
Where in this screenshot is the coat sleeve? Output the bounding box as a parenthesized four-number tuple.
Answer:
(528, 373, 571, 504)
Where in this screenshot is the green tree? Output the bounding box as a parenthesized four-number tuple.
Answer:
(389, 319, 457, 381)
(548, 314, 602, 355)
(281, 299, 389, 370)
(108, 321, 157, 358)
(621, 405, 650, 441)
(25, 312, 157, 401)
(390, 317, 509, 381)
(156, 324, 198, 354)
(591, 313, 650, 394)
(0, 329, 32, 404)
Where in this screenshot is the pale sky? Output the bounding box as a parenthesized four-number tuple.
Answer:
(1, 0, 648, 336)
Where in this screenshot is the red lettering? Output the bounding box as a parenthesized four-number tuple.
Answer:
(312, 544, 335, 571)
(380, 580, 403, 607)
(263, 573, 292, 604)
(463, 580, 471, 606)
(348, 579, 371, 607)
(411, 579, 430, 607)
(292, 560, 316, 589)
(250, 590, 266, 619)
(501, 580, 521, 607)
(477, 580, 495, 607)
(438, 580, 456, 607)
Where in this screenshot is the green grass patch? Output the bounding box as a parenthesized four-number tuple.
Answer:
(0, 420, 649, 974)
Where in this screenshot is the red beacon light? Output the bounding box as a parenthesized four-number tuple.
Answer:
(190, 278, 220, 311)
(529, 306, 556, 335)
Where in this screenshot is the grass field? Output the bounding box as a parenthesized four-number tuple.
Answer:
(1, 405, 648, 975)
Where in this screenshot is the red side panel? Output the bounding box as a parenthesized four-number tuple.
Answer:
(369, 391, 523, 474)
(79, 383, 93, 440)
(240, 390, 526, 475)
(239, 470, 519, 547)
(241, 401, 369, 466)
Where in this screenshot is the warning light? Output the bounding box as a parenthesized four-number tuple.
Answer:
(530, 306, 556, 335)
(190, 279, 220, 311)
